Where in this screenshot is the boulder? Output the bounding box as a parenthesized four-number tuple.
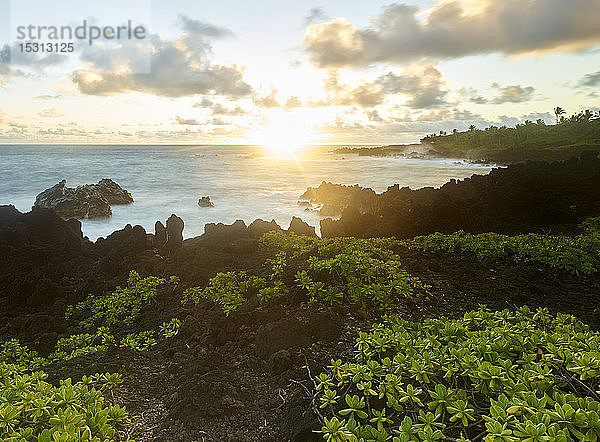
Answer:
(154, 221, 167, 249)
(159, 214, 184, 255)
(0, 206, 92, 306)
(94, 179, 134, 204)
(299, 181, 378, 216)
(287, 216, 317, 237)
(198, 196, 214, 207)
(204, 219, 248, 241)
(33, 179, 133, 219)
(248, 219, 282, 238)
(94, 224, 152, 276)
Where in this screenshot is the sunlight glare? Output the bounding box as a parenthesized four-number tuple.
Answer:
(256, 115, 316, 157)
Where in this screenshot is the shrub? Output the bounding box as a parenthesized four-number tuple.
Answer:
(0, 363, 127, 441)
(184, 233, 430, 315)
(66, 271, 168, 329)
(317, 306, 600, 441)
(264, 231, 430, 310)
(120, 330, 157, 351)
(48, 327, 115, 363)
(403, 229, 600, 275)
(182, 271, 267, 315)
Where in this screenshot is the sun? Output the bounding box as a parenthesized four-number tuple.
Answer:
(255, 115, 316, 157)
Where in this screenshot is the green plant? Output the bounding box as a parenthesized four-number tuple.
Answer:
(316, 306, 600, 441)
(67, 271, 170, 328)
(0, 362, 126, 441)
(120, 330, 157, 351)
(403, 228, 600, 275)
(263, 231, 430, 310)
(580, 216, 600, 235)
(159, 318, 182, 338)
(48, 327, 115, 363)
(182, 271, 267, 315)
(0, 340, 46, 370)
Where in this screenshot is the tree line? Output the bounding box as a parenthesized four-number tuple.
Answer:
(421, 109, 600, 152)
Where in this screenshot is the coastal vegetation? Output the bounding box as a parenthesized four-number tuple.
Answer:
(1, 204, 600, 440)
(334, 110, 600, 162)
(0, 362, 127, 441)
(318, 306, 600, 441)
(421, 109, 600, 156)
(182, 232, 431, 315)
(402, 217, 600, 275)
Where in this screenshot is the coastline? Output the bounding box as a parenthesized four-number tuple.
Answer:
(334, 142, 600, 164)
(2, 153, 600, 440)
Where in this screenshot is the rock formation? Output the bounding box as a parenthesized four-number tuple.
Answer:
(315, 152, 600, 238)
(299, 182, 378, 216)
(155, 214, 185, 256)
(288, 216, 317, 237)
(34, 179, 133, 219)
(198, 196, 214, 207)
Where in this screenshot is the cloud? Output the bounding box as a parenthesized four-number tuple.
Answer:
(366, 110, 384, 122)
(579, 70, 600, 87)
(72, 16, 252, 98)
(417, 109, 484, 122)
(490, 83, 535, 104)
(284, 96, 302, 109)
(174, 115, 201, 125)
(315, 107, 559, 143)
(309, 65, 446, 109)
(0, 45, 16, 86)
(0, 42, 69, 87)
(210, 117, 228, 125)
(38, 107, 64, 118)
(193, 98, 246, 115)
(522, 112, 553, 124)
(377, 65, 447, 108)
(321, 70, 385, 107)
(497, 115, 521, 127)
(254, 88, 280, 107)
(470, 95, 488, 104)
(304, 0, 600, 67)
(35, 94, 62, 100)
(178, 15, 234, 38)
(304, 7, 329, 26)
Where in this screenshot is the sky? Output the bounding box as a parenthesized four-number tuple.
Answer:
(0, 0, 599, 145)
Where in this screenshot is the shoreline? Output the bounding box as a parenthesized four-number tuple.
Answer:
(2, 153, 600, 440)
(334, 141, 600, 164)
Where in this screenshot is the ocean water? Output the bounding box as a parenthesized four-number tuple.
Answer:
(0, 145, 493, 240)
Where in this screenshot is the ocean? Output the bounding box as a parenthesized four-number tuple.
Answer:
(0, 144, 493, 240)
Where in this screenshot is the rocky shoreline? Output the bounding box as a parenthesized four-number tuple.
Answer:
(306, 151, 600, 238)
(335, 142, 600, 164)
(2, 153, 600, 440)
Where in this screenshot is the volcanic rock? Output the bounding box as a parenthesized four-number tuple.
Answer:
(198, 196, 214, 207)
(288, 216, 317, 237)
(33, 179, 133, 219)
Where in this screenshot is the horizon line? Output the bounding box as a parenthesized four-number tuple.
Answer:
(0, 142, 401, 147)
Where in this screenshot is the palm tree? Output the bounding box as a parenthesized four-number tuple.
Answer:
(554, 107, 565, 125)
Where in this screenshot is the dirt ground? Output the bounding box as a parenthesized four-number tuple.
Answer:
(27, 241, 600, 442)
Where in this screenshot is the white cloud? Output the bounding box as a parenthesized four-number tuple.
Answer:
(173, 115, 201, 125)
(378, 65, 447, 108)
(38, 107, 64, 118)
(490, 83, 535, 104)
(304, 0, 600, 67)
(253, 88, 280, 108)
(72, 16, 252, 98)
